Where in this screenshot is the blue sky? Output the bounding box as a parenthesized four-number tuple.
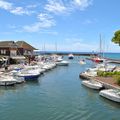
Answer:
(0, 0, 120, 52)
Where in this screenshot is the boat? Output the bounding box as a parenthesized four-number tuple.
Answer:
(17, 69, 40, 80)
(68, 54, 74, 59)
(55, 56, 63, 62)
(99, 89, 120, 103)
(82, 71, 97, 77)
(92, 57, 104, 63)
(82, 80, 103, 90)
(79, 60, 86, 65)
(56, 60, 69, 66)
(0, 75, 17, 86)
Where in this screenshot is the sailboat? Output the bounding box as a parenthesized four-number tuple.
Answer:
(90, 34, 104, 63)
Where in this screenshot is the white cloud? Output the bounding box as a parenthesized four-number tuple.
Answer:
(10, 7, 34, 15)
(0, 0, 12, 10)
(45, 0, 92, 14)
(71, 0, 92, 10)
(0, 0, 35, 15)
(23, 13, 56, 32)
(45, 0, 67, 14)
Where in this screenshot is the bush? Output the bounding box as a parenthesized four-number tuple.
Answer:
(97, 71, 120, 77)
(113, 75, 120, 85)
(97, 71, 104, 76)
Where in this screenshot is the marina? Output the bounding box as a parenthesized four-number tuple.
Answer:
(0, 56, 120, 120)
(1, 0, 120, 119)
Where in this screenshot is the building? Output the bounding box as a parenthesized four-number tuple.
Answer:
(0, 40, 37, 64)
(0, 40, 37, 57)
(16, 41, 37, 56)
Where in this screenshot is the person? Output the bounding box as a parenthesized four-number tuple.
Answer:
(4, 64, 8, 71)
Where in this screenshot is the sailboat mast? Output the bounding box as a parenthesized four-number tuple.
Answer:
(99, 34, 102, 57)
(55, 41, 57, 53)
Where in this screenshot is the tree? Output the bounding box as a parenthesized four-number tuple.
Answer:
(112, 30, 120, 46)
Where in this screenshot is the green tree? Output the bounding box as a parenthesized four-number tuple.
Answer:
(112, 30, 120, 46)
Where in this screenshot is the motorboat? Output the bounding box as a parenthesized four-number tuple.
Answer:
(99, 89, 120, 103)
(92, 57, 104, 63)
(17, 69, 40, 80)
(79, 60, 86, 65)
(82, 80, 103, 90)
(68, 54, 74, 59)
(83, 71, 97, 77)
(55, 56, 63, 62)
(56, 60, 69, 66)
(0, 75, 17, 86)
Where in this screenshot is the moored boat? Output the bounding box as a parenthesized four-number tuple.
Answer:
(17, 69, 40, 80)
(0, 75, 17, 86)
(68, 54, 74, 59)
(79, 60, 86, 65)
(82, 80, 103, 90)
(56, 60, 69, 66)
(99, 89, 120, 103)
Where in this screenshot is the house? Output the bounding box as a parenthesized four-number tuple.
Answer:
(0, 41, 17, 57)
(0, 40, 37, 57)
(16, 41, 37, 56)
(0, 40, 37, 65)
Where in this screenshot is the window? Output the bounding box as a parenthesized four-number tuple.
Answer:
(1, 49, 6, 54)
(10, 50, 17, 56)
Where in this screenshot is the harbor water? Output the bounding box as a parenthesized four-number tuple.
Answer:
(0, 56, 120, 120)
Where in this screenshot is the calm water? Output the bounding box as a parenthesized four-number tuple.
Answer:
(0, 56, 120, 120)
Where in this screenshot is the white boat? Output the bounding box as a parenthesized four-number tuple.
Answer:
(0, 75, 17, 86)
(82, 80, 103, 90)
(55, 56, 63, 62)
(79, 60, 86, 65)
(99, 89, 120, 103)
(56, 60, 69, 66)
(83, 71, 97, 77)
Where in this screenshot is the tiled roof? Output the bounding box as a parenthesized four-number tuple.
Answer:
(16, 41, 37, 50)
(0, 41, 16, 48)
(0, 40, 37, 50)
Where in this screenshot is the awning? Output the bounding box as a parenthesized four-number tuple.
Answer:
(11, 56, 26, 60)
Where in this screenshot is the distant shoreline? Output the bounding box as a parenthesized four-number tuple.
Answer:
(34, 51, 120, 57)
(34, 51, 99, 56)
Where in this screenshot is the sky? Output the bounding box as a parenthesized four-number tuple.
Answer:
(0, 0, 120, 52)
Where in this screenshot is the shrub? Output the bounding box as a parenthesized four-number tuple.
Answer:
(113, 75, 120, 85)
(97, 71, 104, 76)
(97, 71, 120, 77)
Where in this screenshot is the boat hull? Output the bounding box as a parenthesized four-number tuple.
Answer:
(17, 74, 40, 80)
(0, 81, 16, 86)
(82, 80, 103, 90)
(68, 57, 74, 59)
(99, 89, 120, 103)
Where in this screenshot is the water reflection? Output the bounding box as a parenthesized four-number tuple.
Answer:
(99, 96, 120, 109)
(25, 80, 40, 86)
